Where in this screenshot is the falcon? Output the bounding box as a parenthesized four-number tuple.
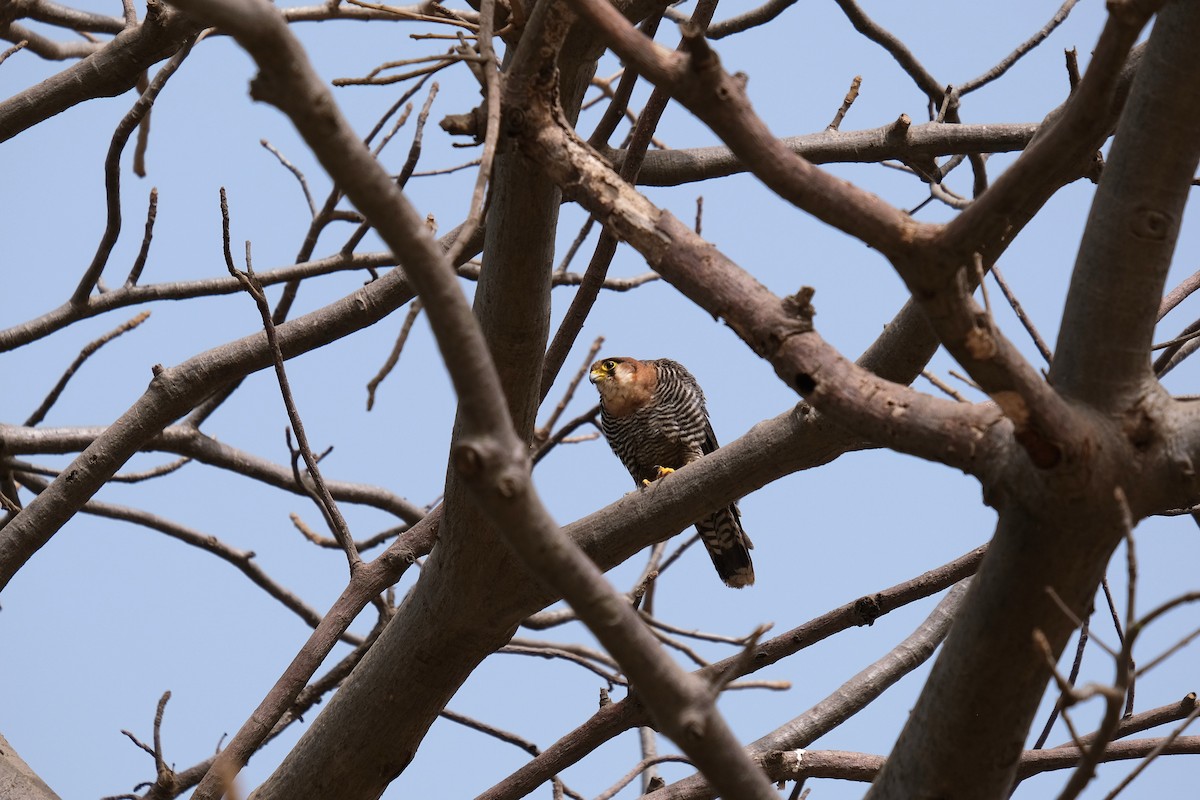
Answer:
(589, 356, 755, 588)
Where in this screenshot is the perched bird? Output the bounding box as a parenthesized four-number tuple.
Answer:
(589, 356, 755, 588)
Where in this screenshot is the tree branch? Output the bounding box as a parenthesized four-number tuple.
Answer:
(1050, 1, 1200, 411)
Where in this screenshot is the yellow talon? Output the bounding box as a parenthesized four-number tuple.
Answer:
(641, 466, 675, 486)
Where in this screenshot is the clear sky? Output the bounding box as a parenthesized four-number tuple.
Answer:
(2, 2, 1198, 798)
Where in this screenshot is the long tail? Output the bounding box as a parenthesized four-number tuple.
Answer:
(695, 504, 754, 588)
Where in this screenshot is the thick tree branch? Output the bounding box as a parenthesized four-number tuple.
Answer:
(10, 0, 125, 35)
(0, 729, 60, 800)
(0, 3, 201, 143)
(1050, 2, 1200, 411)
(613, 121, 1040, 187)
(756, 736, 1200, 784)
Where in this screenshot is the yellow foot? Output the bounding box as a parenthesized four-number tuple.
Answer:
(641, 466, 675, 486)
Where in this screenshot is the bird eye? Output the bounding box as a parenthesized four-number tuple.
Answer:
(603, 360, 616, 370)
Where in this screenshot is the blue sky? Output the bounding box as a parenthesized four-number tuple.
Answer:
(2, 2, 1198, 798)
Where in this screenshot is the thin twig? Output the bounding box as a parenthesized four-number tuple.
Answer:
(131, 68, 152, 177)
(656, 533, 703, 577)
(411, 157, 481, 177)
(555, 217, 597, 273)
(832, 0, 942, 103)
(343, 0, 479, 30)
(71, 35, 197, 305)
(1157, 267, 1200, 320)
(958, 0, 1081, 95)
(341, 84, 439, 255)
(0, 39, 29, 66)
(1052, 491, 1138, 800)
(124, 187, 159, 287)
(439, 708, 541, 756)
(948, 369, 983, 392)
(1135, 624, 1200, 677)
(372, 100, 415, 155)
(152, 690, 171, 778)
(333, 54, 458, 87)
(501, 644, 627, 686)
(1099, 707, 1200, 800)
(706, 0, 797, 39)
(1151, 324, 1200, 352)
(593, 755, 694, 800)
(641, 612, 756, 647)
(827, 75, 862, 131)
(444, 0, 500, 267)
(709, 624, 773, 693)
(14, 470, 347, 638)
(289, 513, 403, 552)
(531, 405, 601, 465)
(1031, 618, 1092, 751)
(366, 299, 424, 410)
(639, 727, 663, 794)
(110, 456, 192, 483)
(920, 370, 969, 402)
(651, 628, 710, 669)
(586, 13, 663, 148)
(992, 265, 1053, 364)
(537, 336, 604, 441)
(221, 188, 361, 571)
(261, 139, 316, 216)
(24, 311, 151, 426)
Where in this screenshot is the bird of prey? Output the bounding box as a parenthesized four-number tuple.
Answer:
(589, 356, 755, 588)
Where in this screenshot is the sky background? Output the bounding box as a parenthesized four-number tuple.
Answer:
(2, 2, 1199, 798)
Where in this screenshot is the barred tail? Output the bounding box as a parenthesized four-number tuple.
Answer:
(696, 504, 755, 588)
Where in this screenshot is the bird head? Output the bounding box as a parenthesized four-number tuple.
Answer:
(589, 357, 656, 415)
(589, 357, 634, 386)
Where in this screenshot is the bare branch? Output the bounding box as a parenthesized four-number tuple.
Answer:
(0, 422, 424, 521)
(261, 139, 316, 216)
(365, 299, 424, 411)
(826, 75, 861, 132)
(958, 0, 1081, 95)
(706, 0, 797, 39)
(443, 0, 501, 267)
(831, 0, 942, 103)
(221, 189, 362, 570)
(439, 708, 542, 756)
(480, 545, 985, 800)
(123, 187, 159, 287)
(991, 265, 1053, 365)
(71, 34, 197, 305)
(13, 470, 350, 637)
(594, 755, 694, 800)
(647, 580, 970, 799)
(24, 311, 151, 427)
